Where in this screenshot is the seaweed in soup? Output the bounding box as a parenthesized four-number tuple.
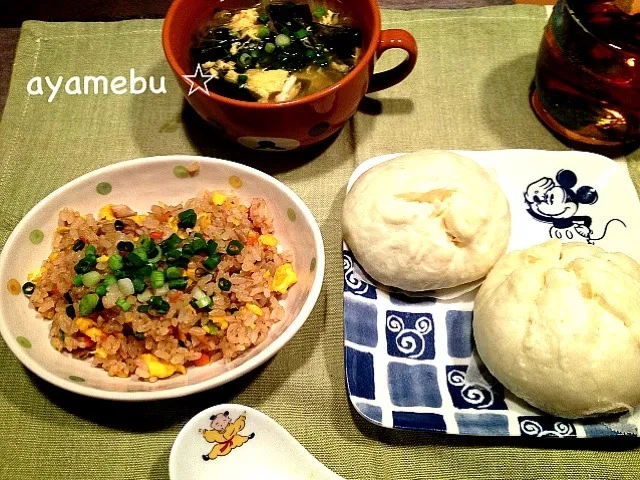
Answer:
(192, 1, 362, 103)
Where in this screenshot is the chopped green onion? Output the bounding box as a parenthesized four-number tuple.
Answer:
(191, 238, 208, 254)
(137, 289, 153, 303)
(149, 296, 170, 314)
(174, 256, 190, 268)
(237, 74, 248, 86)
(166, 266, 182, 280)
(131, 248, 148, 262)
(192, 287, 207, 301)
(72, 240, 86, 252)
(206, 240, 218, 255)
(181, 244, 195, 257)
(226, 240, 244, 256)
(64, 292, 73, 303)
(196, 296, 213, 309)
(177, 209, 197, 229)
(295, 28, 308, 39)
(168, 278, 188, 290)
(117, 241, 134, 253)
(265, 42, 276, 53)
(218, 278, 232, 291)
(59, 329, 65, 341)
(78, 293, 99, 316)
(138, 234, 155, 252)
(258, 26, 270, 38)
(132, 278, 147, 294)
(203, 254, 222, 270)
(117, 278, 134, 296)
(124, 252, 146, 268)
(95, 284, 107, 296)
(85, 245, 97, 256)
(166, 249, 182, 261)
(134, 331, 145, 340)
(22, 282, 35, 295)
(112, 269, 125, 279)
(239, 52, 253, 67)
(116, 298, 131, 312)
(114, 220, 125, 231)
(137, 305, 150, 314)
(305, 49, 315, 58)
(73, 274, 84, 287)
(147, 246, 163, 263)
(202, 322, 219, 335)
(159, 233, 182, 250)
(65, 304, 76, 319)
(74, 255, 96, 274)
(193, 232, 204, 239)
(275, 34, 291, 48)
(134, 265, 153, 279)
(150, 270, 165, 289)
(108, 254, 124, 270)
(103, 275, 117, 287)
(313, 6, 327, 18)
(258, 12, 269, 23)
(82, 271, 101, 288)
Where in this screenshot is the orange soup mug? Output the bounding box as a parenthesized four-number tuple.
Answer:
(163, 0, 418, 150)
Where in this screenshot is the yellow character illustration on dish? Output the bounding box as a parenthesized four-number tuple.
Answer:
(200, 411, 255, 461)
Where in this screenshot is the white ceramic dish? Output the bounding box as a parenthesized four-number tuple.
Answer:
(343, 150, 640, 437)
(170, 404, 343, 479)
(0, 155, 325, 401)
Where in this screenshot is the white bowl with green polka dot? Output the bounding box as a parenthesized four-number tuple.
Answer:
(0, 156, 325, 401)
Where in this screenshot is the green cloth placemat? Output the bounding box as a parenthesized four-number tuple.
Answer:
(1, 6, 639, 480)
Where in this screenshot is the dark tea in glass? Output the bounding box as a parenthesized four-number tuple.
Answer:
(531, 0, 640, 147)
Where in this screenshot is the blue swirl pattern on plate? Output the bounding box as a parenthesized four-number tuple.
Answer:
(342, 247, 630, 438)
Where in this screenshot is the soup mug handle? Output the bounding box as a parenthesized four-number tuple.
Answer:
(368, 29, 418, 93)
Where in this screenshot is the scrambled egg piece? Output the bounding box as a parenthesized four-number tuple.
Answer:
(245, 303, 263, 316)
(272, 263, 298, 294)
(140, 353, 186, 379)
(274, 75, 301, 103)
(97, 255, 109, 263)
(199, 213, 212, 229)
(246, 69, 291, 103)
(95, 347, 108, 359)
(203, 59, 236, 79)
(209, 315, 228, 330)
(99, 204, 115, 221)
(320, 9, 339, 25)
(212, 192, 227, 205)
(27, 267, 44, 281)
(75, 317, 103, 342)
(56, 226, 70, 233)
(258, 234, 278, 247)
(129, 215, 147, 226)
(229, 8, 261, 39)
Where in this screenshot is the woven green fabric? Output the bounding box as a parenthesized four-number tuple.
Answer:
(1, 6, 639, 480)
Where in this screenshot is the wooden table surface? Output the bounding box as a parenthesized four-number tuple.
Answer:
(0, 0, 554, 118)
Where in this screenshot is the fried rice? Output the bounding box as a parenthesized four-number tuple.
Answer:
(24, 189, 297, 381)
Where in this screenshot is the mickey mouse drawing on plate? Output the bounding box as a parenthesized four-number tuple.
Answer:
(524, 169, 626, 244)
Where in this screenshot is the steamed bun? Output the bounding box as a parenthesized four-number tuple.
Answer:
(474, 240, 640, 419)
(342, 150, 511, 291)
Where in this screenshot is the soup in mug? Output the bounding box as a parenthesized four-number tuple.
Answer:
(192, 1, 362, 103)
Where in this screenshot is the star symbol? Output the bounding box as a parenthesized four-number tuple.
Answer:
(182, 63, 215, 96)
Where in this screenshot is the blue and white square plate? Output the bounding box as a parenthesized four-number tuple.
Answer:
(343, 150, 640, 438)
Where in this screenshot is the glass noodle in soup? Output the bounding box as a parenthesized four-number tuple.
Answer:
(191, 1, 362, 103)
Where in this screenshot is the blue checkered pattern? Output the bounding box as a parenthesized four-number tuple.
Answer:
(343, 248, 631, 438)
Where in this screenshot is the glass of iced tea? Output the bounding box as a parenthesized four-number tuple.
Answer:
(531, 0, 640, 148)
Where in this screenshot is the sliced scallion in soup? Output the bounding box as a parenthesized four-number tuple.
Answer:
(192, 1, 362, 103)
